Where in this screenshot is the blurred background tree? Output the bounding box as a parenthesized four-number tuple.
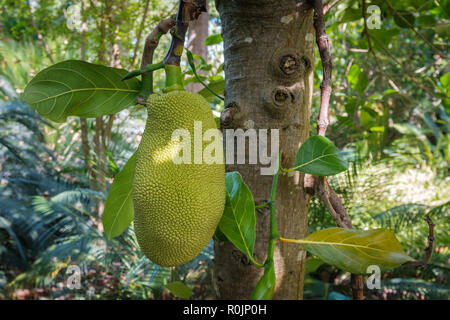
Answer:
(0, 0, 448, 299)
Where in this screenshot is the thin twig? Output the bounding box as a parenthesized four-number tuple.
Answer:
(79, 0, 93, 184)
(105, 114, 115, 147)
(164, 0, 207, 66)
(135, 17, 176, 105)
(308, 1, 364, 299)
(362, 0, 416, 102)
(360, 1, 443, 100)
(384, 0, 447, 59)
(402, 216, 435, 268)
(140, 18, 176, 70)
(130, 0, 151, 69)
(305, 0, 332, 189)
(313, 176, 365, 299)
(27, 0, 54, 64)
(312, 0, 332, 137)
(323, 0, 343, 14)
(368, 33, 441, 98)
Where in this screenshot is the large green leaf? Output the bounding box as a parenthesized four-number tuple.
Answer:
(368, 29, 400, 50)
(393, 12, 416, 28)
(336, 8, 362, 24)
(165, 281, 192, 299)
(22, 60, 140, 122)
(103, 153, 135, 239)
(293, 228, 413, 274)
(292, 135, 348, 176)
(218, 172, 263, 267)
(186, 50, 223, 101)
(304, 257, 324, 274)
(347, 64, 369, 94)
(197, 80, 224, 102)
(204, 33, 223, 45)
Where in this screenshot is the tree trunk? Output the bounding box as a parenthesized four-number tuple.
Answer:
(213, 0, 315, 299)
(186, 1, 209, 93)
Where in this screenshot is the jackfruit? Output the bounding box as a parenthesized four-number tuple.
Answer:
(133, 90, 225, 267)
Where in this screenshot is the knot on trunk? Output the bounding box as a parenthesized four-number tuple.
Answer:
(270, 48, 310, 83)
(220, 101, 241, 129)
(264, 83, 302, 119)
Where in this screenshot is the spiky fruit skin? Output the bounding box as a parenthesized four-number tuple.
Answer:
(133, 90, 225, 267)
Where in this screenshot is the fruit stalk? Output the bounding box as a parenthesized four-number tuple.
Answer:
(163, 0, 207, 67)
(137, 17, 176, 104)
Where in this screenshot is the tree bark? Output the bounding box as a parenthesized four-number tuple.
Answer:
(130, 0, 151, 68)
(213, 0, 315, 300)
(79, 0, 95, 188)
(186, 1, 209, 93)
(26, 0, 54, 64)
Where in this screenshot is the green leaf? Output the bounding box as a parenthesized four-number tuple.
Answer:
(22, 60, 140, 122)
(440, 73, 450, 90)
(347, 64, 368, 94)
(393, 12, 416, 28)
(186, 50, 224, 101)
(165, 281, 192, 299)
(291, 135, 348, 176)
(369, 126, 385, 132)
(204, 33, 223, 45)
(360, 106, 378, 129)
(218, 172, 263, 267)
(250, 260, 276, 300)
(214, 226, 229, 242)
(304, 257, 324, 274)
(344, 97, 358, 114)
(197, 80, 225, 102)
(103, 153, 135, 239)
(337, 8, 362, 24)
(121, 62, 164, 81)
(295, 228, 414, 274)
(435, 23, 450, 37)
(368, 29, 400, 50)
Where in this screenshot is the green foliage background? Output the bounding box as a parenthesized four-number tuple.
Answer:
(0, 0, 448, 299)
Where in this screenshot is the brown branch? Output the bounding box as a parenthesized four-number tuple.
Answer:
(312, 177, 352, 229)
(130, 0, 151, 69)
(97, 1, 107, 63)
(307, 1, 365, 300)
(80, 0, 88, 61)
(313, 176, 365, 299)
(312, 0, 332, 137)
(384, 0, 447, 59)
(26, 0, 54, 64)
(305, 0, 332, 190)
(94, 117, 106, 190)
(350, 274, 365, 300)
(360, 1, 444, 100)
(163, 0, 207, 66)
(367, 33, 441, 98)
(402, 216, 435, 268)
(362, 1, 416, 103)
(105, 114, 115, 147)
(136, 17, 176, 105)
(79, 1, 94, 185)
(140, 18, 176, 71)
(79, 118, 94, 181)
(323, 0, 343, 15)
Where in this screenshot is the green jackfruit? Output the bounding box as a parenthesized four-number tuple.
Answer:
(133, 90, 225, 267)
